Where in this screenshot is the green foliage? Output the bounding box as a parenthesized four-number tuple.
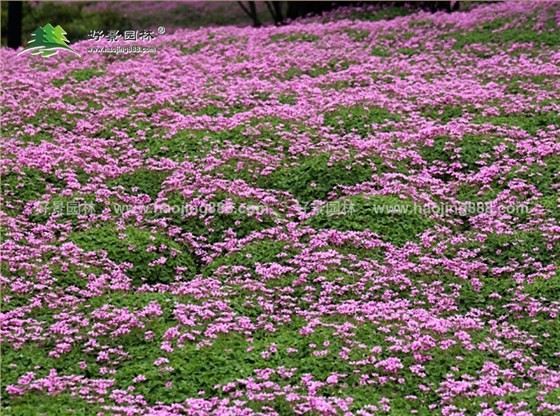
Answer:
(277, 93, 297, 105)
(109, 169, 170, 200)
(209, 158, 266, 183)
(454, 183, 501, 203)
(422, 105, 469, 124)
(451, 26, 560, 49)
(134, 125, 269, 162)
(134, 130, 218, 161)
(503, 156, 560, 197)
(504, 75, 558, 95)
(533, 195, 560, 220)
(480, 231, 556, 267)
(179, 42, 207, 55)
(440, 13, 560, 51)
(1, 168, 62, 207)
(187, 116, 308, 159)
(269, 33, 319, 43)
(52, 68, 105, 87)
(21, 109, 75, 134)
(196, 102, 254, 116)
(276, 60, 354, 80)
(456, 154, 560, 205)
(513, 313, 560, 365)
(421, 331, 514, 387)
(3, 393, 104, 416)
(344, 29, 370, 41)
(418, 136, 454, 165)
(419, 135, 516, 174)
(204, 239, 299, 277)
(69, 226, 197, 284)
(119, 319, 369, 405)
(306, 194, 434, 245)
(1, 291, 182, 407)
(459, 135, 511, 170)
(279, 66, 324, 80)
(371, 47, 391, 57)
(473, 112, 560, 136)
(398, 47, 419, 56)
(323, 104, 401, 135)
(343, 6, 412, 22)
(1, 169, 101, 225)
(451, 231, 557, 270)
(438, 273, 559, 370)
(3, 4, 559, 414)
(257, 152, 374, 204)
(159, 191, 281, 244)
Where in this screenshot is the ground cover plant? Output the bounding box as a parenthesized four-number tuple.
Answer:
(1, 2, 560, 415)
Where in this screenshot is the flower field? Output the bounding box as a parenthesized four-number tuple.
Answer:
(1, 2, 560, 415)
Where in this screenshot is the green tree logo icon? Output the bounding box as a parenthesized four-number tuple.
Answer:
(17, 24, 80, 58)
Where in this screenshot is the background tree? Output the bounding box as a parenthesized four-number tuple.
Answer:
(238, 1, 461, 27)
(7, 1, 23, 49)
(286, 2, 337, 20)
(265, 1, 284, 26)
(410, 2, 459, 12)
(237, 1, 262, 27)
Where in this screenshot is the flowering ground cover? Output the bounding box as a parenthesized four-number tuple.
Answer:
(1, 2, 560, 415)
